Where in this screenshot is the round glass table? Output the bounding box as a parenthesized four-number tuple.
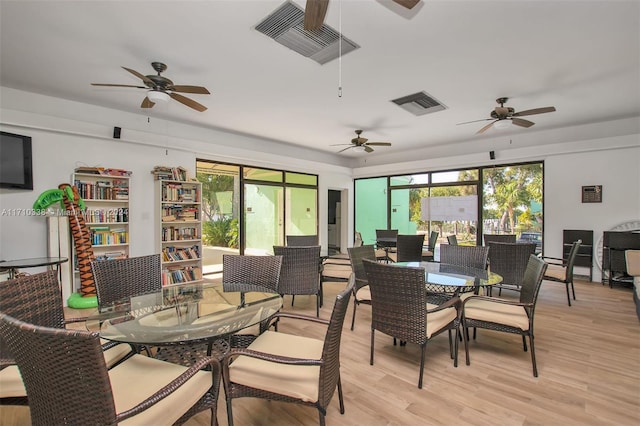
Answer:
(393, 261, 502, 295)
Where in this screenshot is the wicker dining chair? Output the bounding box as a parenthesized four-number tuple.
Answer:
(286, 235, 319, 246)
(462, 255, 547, 377)
(487, 242, 537, 296)
(395, 234, 425, 262)
(483, 234, 516, 245)
(347, 245, 376, 330)
(439, 244, 489, 270)
(362, 259, 461, 389)
(375, 229, 398, 262)
(273, 245, 322, 317)
(0, 311, 221, 426)
(0, 270, 133, 406)
(422, 231, 439, 261)
(541, 239, 582, 306)
(222, 277, 354, 426)
(91, 254, 162, 311)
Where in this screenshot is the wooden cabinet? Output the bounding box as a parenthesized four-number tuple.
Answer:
(563, 229, 593, 281)
(155, 179, 203, 287)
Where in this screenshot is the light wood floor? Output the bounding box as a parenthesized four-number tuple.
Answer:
(2, 278, 639, 426)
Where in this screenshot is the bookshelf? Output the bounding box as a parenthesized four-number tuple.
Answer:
(154, 173, 203, 287)
(71, 168, 131, 293)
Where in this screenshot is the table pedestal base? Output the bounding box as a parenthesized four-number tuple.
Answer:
(67, 293, 97, 309)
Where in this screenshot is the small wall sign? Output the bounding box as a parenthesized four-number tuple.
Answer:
(582, 185, 602, 203)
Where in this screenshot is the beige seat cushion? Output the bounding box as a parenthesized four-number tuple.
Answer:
(1, 341, 132, 399)
(0, 365, 25, 398)
(425, 304, 457, 338)
(355, 285, 371, 302)
(544, 263, 567, 281)
(464, 298, 530, 331)
(111, 354, 212, 425)
(228, 330, 324, 403)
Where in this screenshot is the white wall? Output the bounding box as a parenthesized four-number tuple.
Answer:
(0, 89, 354, 276)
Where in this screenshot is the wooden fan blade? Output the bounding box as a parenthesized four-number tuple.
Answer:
(512, 118, 535, 128)
(330, 143, 353, 146)
(337, 146, 354, 153)
(366, 142, 392, 146)
(393, 0, 420, 9)
(364, 145, 374, 153)
(141, 97, 155, 109)
(476, 120, 497, 134)
(304, 0, 329, 31)
(512, 106, 556, 117)
(91, 83, 147, 89)
(169, 92, 207, 112)
(122, 67, 154, 86)
(457, 118, 493, 125)
(170, 85, 210, 95)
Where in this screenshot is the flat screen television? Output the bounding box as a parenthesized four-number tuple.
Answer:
(0, 131, 33, 190)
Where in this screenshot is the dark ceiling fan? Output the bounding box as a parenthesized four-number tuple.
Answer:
(91, 62, 210, 112)
(303, 0, 421, 30)
(458, 97, 556, 134)
(332, 130, 392, 153)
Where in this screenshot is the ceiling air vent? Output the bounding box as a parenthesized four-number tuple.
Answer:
(391, 91, 447, 116)
(255, 1, 359, 65)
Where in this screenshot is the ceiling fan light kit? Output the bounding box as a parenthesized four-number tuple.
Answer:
(146, 90, 170, 103)
(493, 120, 512, 130)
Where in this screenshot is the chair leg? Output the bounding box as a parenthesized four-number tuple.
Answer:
(453, 327, 459, 367)
(316, 294, 320, 317)
(529, 334, 538, 377)
(418, 343, 426, 389)
(350, 301, 357, 331)
(565, 282, 572, 306)
(319, 411, 326, 426)
(370, 329, 375, 365)
(291, 295, 295, 307)
(571, 280, 576, 300)
(448, 329, 454, 359)
(210, 407, 217, 426)
(522, 335, 528, 352)
(226, 398, 234, 426)
(337, 374, 345, 414)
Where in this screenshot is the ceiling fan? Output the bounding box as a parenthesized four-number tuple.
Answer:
(303, 0, 421, 30)
(458, 97, 556, 134)
(332, 130, 392, 153)
(91, 62, 210, 112)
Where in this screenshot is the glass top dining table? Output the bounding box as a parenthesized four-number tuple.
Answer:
(85, 282, 283, 347)
(392, 261, 503, 294)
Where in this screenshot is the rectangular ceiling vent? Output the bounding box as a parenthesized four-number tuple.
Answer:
(391, 91, 447, 116)
(255, 1, 359, 65)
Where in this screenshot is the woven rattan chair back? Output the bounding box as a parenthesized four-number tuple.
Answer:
(428, 231, 439, 250)
(488, 242, 536, 291)
(440, 245, 489, 270)
(396, 234, 425, 262)
(563, 240, 582, 284)
(520, 255, 548, 307)
(483, 234, 516, 245)
(273, 245, 321, 316)
(348, 245, 376, 286)
(447, 235, 458, 245)
(0, 312, 220, 426)
(222, 254, 282, 293)
(91, 254, 161, 311)
(286, 235, 319, 246)
(375, 229, 398, 240)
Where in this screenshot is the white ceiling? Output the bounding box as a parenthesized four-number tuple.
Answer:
(1, 0, 639, 163)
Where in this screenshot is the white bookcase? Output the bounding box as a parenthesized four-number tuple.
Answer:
(155, 179, 203, 287)
(71, 170, 131, 292)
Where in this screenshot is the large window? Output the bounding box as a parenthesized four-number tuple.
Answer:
(197, 160, 318, 273)
(355, 162, 543, 257)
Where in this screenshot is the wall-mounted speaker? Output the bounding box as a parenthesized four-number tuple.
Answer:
(113, 126, 121, 139)
(489, 150, 495, 160)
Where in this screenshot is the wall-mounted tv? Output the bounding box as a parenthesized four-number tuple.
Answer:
(0, 131, 33, 190)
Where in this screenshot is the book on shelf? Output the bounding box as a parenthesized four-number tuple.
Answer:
(151, 166, 188, 181)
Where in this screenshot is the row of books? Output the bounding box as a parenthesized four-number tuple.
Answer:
(161, 184, 199, 202)
(161, 227, 199, 242)
(84, 208, 129, 223)
(90, 227, 128, 246)
(74, 180, 129, 201)
(152, 166, 188, 181)
(161, 266, 203, 286)
(75, 167, 132, 177)
(162, 245, 201, 262)
(161, 206, 199, 222)
(94, 251, 128, 261)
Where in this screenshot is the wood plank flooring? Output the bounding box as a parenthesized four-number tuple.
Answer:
(1, 278, 638, 425)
